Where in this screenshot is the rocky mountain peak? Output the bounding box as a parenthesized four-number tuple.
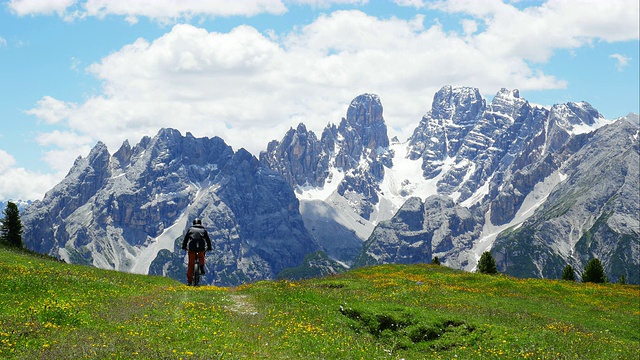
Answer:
(487, 88, 531, 120)
(339, 93, 389, 157)
(88, 141, 109, 160)
(430, 85, 485, 124)
(495, 87, 520, 99)
(261, 93, 392, 188)
(260, 122, 324, 188)
(550, 101, 602, 129)
(113, 139, 132, 167)
(346, 93, 382, 126)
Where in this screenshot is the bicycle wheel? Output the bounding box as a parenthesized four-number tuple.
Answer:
(193, 261, 200, 286)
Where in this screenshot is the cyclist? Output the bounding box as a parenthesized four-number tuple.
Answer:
(181, 218, 212, 286)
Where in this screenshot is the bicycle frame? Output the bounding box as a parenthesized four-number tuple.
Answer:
(192, 251, 204, 286)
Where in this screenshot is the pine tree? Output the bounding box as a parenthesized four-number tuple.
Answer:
(477, 251, 498, 275)
(432, 256, 440, 265)
(561, 264, 576, 281)
(581, 258, 607, 284)
(0, 201, 23, 248)
(618, 274, 626, 285)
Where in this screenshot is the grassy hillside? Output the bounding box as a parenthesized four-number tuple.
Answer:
(1, 245, 638, 359)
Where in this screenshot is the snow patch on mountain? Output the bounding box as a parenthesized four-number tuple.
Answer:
(315, 194, 372, 240)
(460, 174, 493, 208)
(570, 116, 615, 135)
(466, 170, 566, 271)
(379, 141, 454, 209)
(130, 209, 187, 274)
(296, 167, 345, 201)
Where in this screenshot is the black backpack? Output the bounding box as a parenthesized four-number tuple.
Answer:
(187, 228, 206, 252)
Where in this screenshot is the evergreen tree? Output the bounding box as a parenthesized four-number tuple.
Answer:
(1, 201, 23, 248)
(618, 274, 626, 285)
(561, 264, 576, 281)
(581, 258, 607, 284)
(431, 256, 440, 265)
(477, 251, 498, 275)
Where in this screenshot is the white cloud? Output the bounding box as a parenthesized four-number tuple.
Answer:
(35, 130, 94, 172)
(0, 150, 59, 201)
(39, 146, 93, 174)
(84, 0, 288, 24)
(0, 36, 7, 47)
(392, 0, 426, 8)
(610, 53, 631, 72)
(430, 0, 639, 63)
(0, 150, 16, 173)
(36, 130, 93, 149)
(8, 0, 78, 16)
(8, 0, 288, 22)
(26, 96, 76, 124)
(288, 0, 369, 7)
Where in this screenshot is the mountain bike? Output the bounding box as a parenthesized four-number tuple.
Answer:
(192, 252, 205, 286)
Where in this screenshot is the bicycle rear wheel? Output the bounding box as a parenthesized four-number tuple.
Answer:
(193, 261, 200, 286)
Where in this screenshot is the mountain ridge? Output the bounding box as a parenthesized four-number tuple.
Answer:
(21, 129, 318, 286)
(19, 86, 640, 284)
(261, 86, 638, 282)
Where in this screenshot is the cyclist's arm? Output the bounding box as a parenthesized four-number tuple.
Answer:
(181, 230, 190, 250)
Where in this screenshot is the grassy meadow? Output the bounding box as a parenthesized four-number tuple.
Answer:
(1, 244, 638, 359)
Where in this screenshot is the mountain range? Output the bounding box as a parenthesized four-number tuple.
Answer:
(20, 86, 640, 284)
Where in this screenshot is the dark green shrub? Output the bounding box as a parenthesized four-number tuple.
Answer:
(0, 202, 23, 248)
(582, 258, 607, 283)
(477, 251, 498, 275)
(561, 265, 576, 281)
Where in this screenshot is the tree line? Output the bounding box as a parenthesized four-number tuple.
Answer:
(469, 251, 619, 284)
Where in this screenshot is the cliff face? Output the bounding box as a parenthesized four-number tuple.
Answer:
(491, 115, 640, 283)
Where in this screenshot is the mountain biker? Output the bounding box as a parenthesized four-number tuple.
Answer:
(181, 218, 212, 286)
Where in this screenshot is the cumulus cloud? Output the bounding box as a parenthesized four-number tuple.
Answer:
(8, 0, 288, 22)
(0, 150, 59, 201)
(7, 0, 77, 17)
(26, 96, 76, 124)
(0, 150, 16, 173)
(430, 0, 639, 63)
(34, 131, 94, 173)
(289, 0, 369, 8)
(7, 0, 370, 21)
(392, 0, 427, 7)
(85, 0, 288, 24)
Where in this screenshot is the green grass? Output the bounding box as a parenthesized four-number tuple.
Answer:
(1, 245, 638, 359)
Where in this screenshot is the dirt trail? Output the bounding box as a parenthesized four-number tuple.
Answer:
(227, 294, 258, 316)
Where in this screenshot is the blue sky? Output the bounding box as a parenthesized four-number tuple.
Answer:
(0, 0, 638, 202)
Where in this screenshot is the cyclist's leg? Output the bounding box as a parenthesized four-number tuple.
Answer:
(198, 251, 206, 274)
(187, 251, 196, 285)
